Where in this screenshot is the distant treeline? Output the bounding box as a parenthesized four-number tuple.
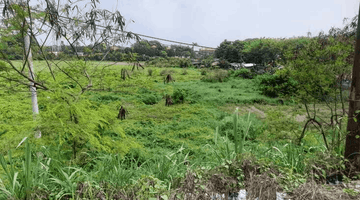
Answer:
(2, 39, 202, 61)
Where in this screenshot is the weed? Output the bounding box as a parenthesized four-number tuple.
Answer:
(148, 69, 153, 76)
(200, 69, 207, 75)
(181, 69, 188, 75)
(172, 88, 188, 104)
(201, 69, 229, 82)
(121, 69, 131, 80)
(160, 69, 175, 76)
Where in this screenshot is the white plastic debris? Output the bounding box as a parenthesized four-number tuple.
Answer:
(211, 190, 287, 200)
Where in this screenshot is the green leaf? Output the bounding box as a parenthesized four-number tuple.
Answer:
(161, 195, 169, 200)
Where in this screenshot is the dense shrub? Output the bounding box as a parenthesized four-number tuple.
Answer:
(219, 113, 265, 141)
(145, 57, 192, 68)
(260, 109, 301, 142)
(160, 69, 175, 76)
(179, 58, 192, 68)
(137, 88, 161, 105)
(201, 69, 229, 83)
(232, 68, 254, 79)
(147, 69, 153, 76)
(217, 59, 231, 69)
(201, 55, 214, 68)
(172, 88, 188, 104)
(181, 69, 188, 75)
(257, 71, 298, 98)
(200, 69, 208, 75)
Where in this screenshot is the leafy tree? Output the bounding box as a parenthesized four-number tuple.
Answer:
(160, 50, 167, 58)
(0, 0, 139, 155)
(215, 39, 244, 63)
(281, 20, 355, 156)
(242, 39, 282, 66)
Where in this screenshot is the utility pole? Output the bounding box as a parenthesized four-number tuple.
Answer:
(24, 33, 41, 138)
(345, 3, 360, 169)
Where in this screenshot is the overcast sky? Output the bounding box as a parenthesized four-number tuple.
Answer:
(92, 0, 359, 49)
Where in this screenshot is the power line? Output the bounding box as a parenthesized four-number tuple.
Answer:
(128, 32, 216, 49)
(29, 7, 217, 50)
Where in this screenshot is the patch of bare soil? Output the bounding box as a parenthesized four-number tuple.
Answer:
(106, 62, 146, 66)
(295, 114, 307, 123)
(247, 106, 267, 119)
(106, 62, 132, 66)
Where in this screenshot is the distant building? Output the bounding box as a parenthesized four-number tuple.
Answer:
(110, 46, 120, 51)
(50, 51, 63, 57)
(199, 48, 215, 53)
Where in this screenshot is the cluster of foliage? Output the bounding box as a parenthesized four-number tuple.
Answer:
(145, 57, 193, 68)
(54, 40, 202, 62)
(1, 0, 359, 198)
(201, 55, 215, 68)
(0, 60, 355, 199)
(172, 88, 188, 104)
(215, 40, 245, 63)
(218, 112, 266, 142)
(215, 39, 282, 66)
(137, 88, 162, 105)
(256, 70, 299, 98)
(132, 40, 195, 59)
(229, 68, 255, 79)
(201, 69, 229, 83)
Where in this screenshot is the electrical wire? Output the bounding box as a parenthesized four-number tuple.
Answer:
(28, 7, 217, 49)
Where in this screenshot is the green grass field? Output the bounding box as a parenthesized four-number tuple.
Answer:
(0, 60, 354, 199)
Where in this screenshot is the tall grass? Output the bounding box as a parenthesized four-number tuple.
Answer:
(0, 138, 46, 199)
(209, 109, 252, 166)
(0, 61, 344, 198)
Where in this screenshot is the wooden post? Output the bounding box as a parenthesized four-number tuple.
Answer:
(345, 3, 360, 168)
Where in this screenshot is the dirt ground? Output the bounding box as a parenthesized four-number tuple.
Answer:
(106, 62, 146, 66)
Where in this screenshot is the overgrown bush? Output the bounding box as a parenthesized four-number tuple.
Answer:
(257, 71, 298, 98)
(172, 88, 188, 104)
(147, 69, 153, 76)
(179, 58, 192, 68)
(260, 109, 301, 142)
(201, 69, 229, 82)
(219, 113, 265, 142)
(217, 59, 231, 69)
(145, 57, 192, 68)
(200, 69, 208, 75)
(137, 88, 162, 105)
(201, 55, 214, 68)
(181, 69, 188, 75)
(232, 68, 254, 79)
(160, 69, 175, 76)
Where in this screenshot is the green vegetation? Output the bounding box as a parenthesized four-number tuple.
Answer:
(0, 1, 358, 198)
(0, 59, 355, 199)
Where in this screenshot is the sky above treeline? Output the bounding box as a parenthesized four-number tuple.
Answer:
(24, 0, 359, 50)
(95, 0, 359, 49)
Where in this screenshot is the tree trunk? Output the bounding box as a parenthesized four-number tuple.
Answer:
(345, 3, 360, 169)
(24, 33, 41, 138)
